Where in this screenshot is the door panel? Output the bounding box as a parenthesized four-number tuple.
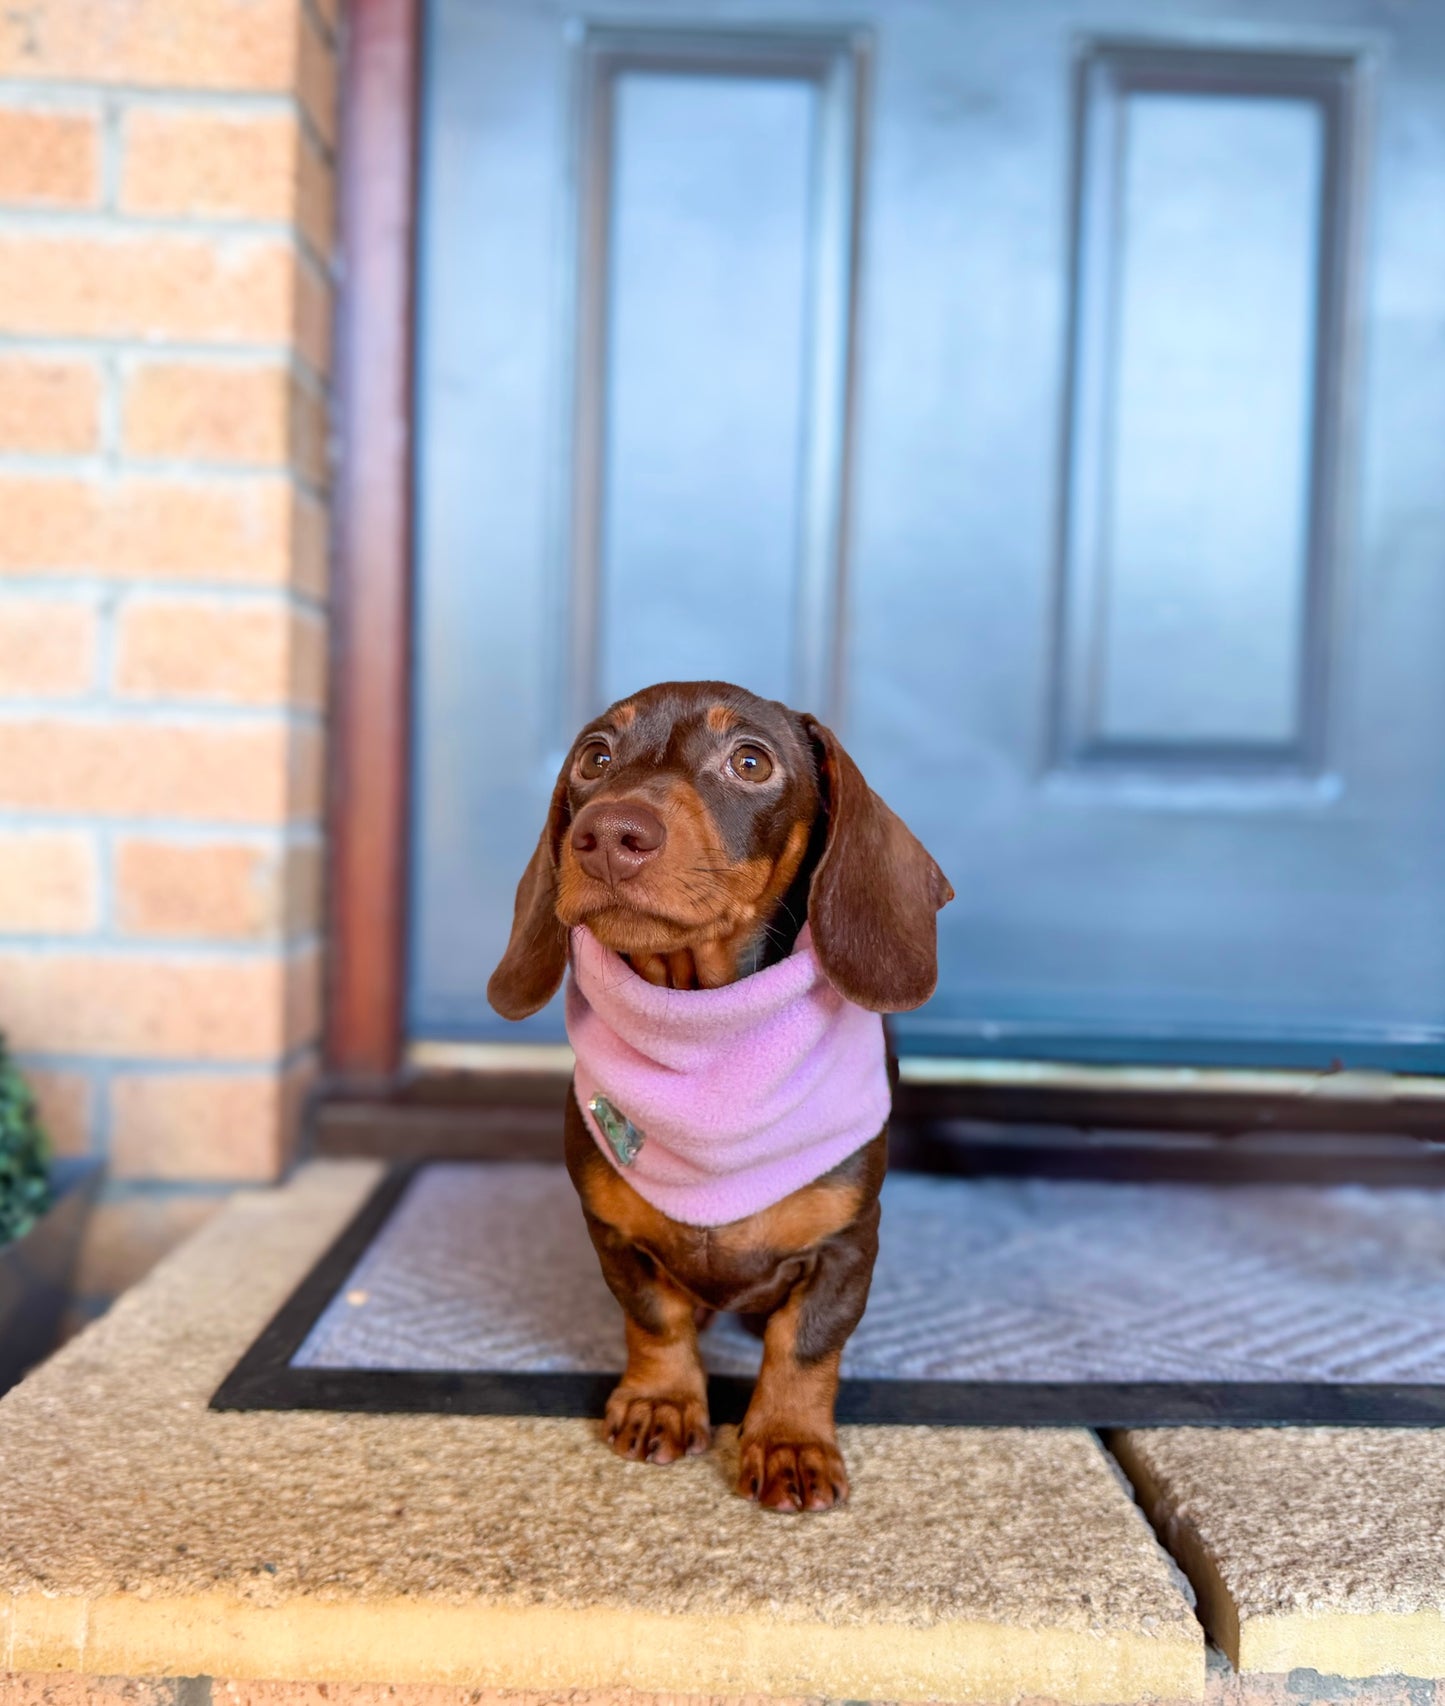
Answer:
(1062, 55, 1334, 760)
(599, 71, 815, 702)
(408, 0, 1445, 1068)
(575, 34, 863, 715)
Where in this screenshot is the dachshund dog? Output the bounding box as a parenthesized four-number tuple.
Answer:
(488, 681, 952, 1511)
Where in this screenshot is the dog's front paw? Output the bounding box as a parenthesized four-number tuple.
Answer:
(736, 1430, 849, 1512)
(605, 1388, 711, 1464)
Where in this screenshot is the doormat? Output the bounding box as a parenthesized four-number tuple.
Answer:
(213, 1161, 1445, 1426)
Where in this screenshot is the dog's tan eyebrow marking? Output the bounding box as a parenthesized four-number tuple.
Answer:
(706, 704, 738, 734)
(612, 702, 637, 729)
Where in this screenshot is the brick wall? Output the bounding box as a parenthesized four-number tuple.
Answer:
(0, 0, 339, 1309)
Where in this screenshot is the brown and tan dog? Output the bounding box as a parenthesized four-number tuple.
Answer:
(487, 681, 952, 1511)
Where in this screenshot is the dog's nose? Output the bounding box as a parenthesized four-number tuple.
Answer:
(571, 798, 666, 885)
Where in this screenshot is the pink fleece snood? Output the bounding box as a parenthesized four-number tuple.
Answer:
(566, 924, 890, 1227)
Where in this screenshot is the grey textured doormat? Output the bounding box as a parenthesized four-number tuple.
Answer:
(213, 1162, 1445, 1425)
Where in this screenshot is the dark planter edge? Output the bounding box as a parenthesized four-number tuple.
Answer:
(0, 1155, 104, 1398)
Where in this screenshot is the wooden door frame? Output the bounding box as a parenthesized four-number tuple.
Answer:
(324, 0, 420, 1095)
(322, 0, 580, 1151)
(319, 0, 1445, 1162)
(322, 0, 594, 1160)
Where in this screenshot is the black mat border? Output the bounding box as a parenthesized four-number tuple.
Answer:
(211, 1163, 1445, 1426)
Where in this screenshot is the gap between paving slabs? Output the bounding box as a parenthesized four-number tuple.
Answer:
(1111, 1428, 1445, 1679)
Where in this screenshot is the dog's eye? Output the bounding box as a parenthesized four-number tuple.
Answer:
(728, 744, 774, 783)
(576, 740, 612, 781)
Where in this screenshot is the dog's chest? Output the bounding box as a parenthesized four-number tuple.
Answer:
(639, 1226, 811, 1316)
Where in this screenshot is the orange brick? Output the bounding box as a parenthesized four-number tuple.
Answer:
(296, 127, 336, 261)
(285, 941, 322, 1046)
(290, 606, 327, 709)
(0, 0, 301, 90)
(289, 718, 325, 822)
(0, 107, 100, 206)
(283, 839, 323, 933)
(0, 829, 98, 933)
(293, 249, 332, 377)
(0, 718, 303, 823)
(0, 355, 100, 454)
(291, 487, 329, 598)
(109, 479, 296, 582)
(0, 477, 95, 570)
(19, 1064, 94, 1156)
(298, 6, 338, 150)
(115, 838, 285, 939)
(109, 1061, 310, 1180)
(0, 232, 297, 344)
(0, 476, 298, 586)
(0, 598, 96, 695)
(73, 1192, 225, 1300)
(292, 376, 329, 486)
(121, 361, 324, 473)
(122, 361, 289, 464)
(286, 1050, 315, 1142)
(120, 108, 298, 222)
(0, 947, 295, 1058)
(116, 598, 322, 706)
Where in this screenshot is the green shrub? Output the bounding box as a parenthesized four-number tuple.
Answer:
(0, 1037, 51, 1248)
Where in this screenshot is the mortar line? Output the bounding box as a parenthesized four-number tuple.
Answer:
(99, 91, 122, 212)
(0, 206, 308, 241)
(15, 1043, 319, 1079)
(0, 83, 303, 113)
(0, 813, 323, 843)
(0, 451, 329, 491)
(0, 580, 329, 619)
(0, 931, 322, 960)
(0, 699, 323, 727)
(0, 334, 303, 360)
(92, 1056, 115, 1160)
(0, 448, 330, 500)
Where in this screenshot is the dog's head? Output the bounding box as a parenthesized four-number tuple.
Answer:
(486, 681, 953, 1017)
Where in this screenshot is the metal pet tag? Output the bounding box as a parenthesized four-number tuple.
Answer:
(588, 1093, 645, 1166)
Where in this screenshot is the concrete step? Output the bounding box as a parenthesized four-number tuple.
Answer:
(1116, 1427, 1445, 1676)
(0, 1162, 1200, 1703)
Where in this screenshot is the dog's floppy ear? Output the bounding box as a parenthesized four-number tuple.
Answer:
(486, 767, 572, 1020)
(803, 718, 954, 1013)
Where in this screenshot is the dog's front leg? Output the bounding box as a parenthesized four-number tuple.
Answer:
(582, 1213, 712, 1464)
(736, 1200, 878, 1513)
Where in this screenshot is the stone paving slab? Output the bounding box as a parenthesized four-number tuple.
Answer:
(1115, 1431, 1445, 1677)
(0, 1162, 1202, 1703)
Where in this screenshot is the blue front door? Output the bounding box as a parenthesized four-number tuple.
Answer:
(407, 0, 1445, 1070)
